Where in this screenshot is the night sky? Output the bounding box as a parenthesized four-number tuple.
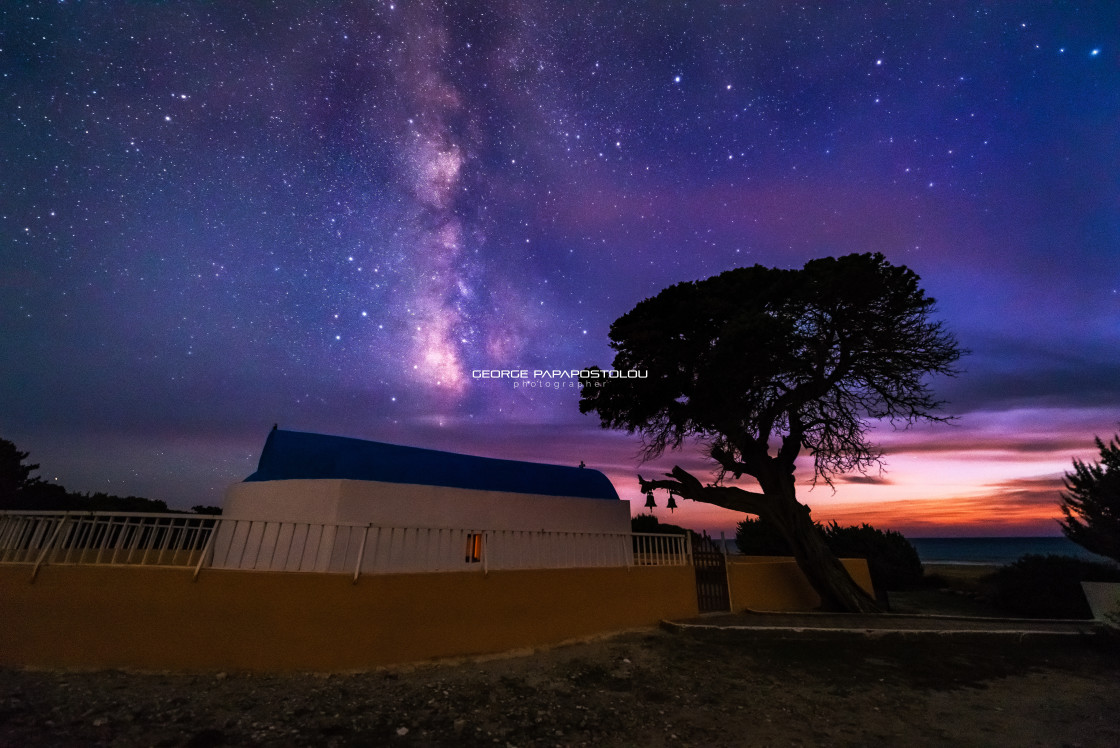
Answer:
(3, 1, 1118, 537)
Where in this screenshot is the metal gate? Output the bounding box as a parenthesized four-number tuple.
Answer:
(692, 534, 730, 613)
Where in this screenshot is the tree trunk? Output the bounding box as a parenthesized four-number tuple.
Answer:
(640, 463, 882, 613)
(760, 469, 882, 614)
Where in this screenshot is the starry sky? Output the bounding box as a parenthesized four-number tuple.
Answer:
(2, 1, 1118, 537)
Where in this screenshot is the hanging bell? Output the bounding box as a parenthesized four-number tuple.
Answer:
(666, 494, 678, 512)
(644, 491, 656, 509)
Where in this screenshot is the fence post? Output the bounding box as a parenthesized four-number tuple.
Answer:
(192, 519, 219, 581)
(481, 531, 489, 576)
(353, 524, 370, 584)
(720, 531, 734, 612)
(30, 513, 69, 583)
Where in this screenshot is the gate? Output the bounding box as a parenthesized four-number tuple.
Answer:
(692, 534, 730, 613)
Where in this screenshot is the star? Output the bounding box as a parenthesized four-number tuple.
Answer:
(1, 0, 1115, 542)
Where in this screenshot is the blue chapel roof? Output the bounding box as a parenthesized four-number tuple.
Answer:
(244, 429, 620, 501)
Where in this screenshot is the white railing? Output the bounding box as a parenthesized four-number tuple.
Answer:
(0, 511, 690, 579)
(0, 511, 217, 580)
(632, 531, 692, 566)
(206, 522, 492, 576)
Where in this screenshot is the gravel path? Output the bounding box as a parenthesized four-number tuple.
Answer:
(670, 611, 1104, 634)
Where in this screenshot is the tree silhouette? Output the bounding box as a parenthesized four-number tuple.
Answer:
(0, 437, 170, 512)
(0, 438, 41, 510)
(580, 253, 961, 612)
(1059, 431, 1120, 564)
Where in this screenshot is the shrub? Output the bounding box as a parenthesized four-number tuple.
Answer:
(17, 482, 164, 512)
(734, 517, 795, 556)
(632, 513, 679, 534)
(984, 554, 1120, 619)
(631, 514, 702, 544)
(735, 518, 925, 590)
(821, 521, 925, 591)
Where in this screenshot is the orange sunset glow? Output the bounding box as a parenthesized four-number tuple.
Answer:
(594, 406, 1116, 539)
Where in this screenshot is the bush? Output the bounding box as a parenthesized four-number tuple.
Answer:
(631, 514, 702, 544)
(632, 513, 679, 534)
(734, 517, 795, 556)
(984, 554, 1120, 619)
(821, 522, 925, 591)
(14, 483, 169, 513)
(735, 518, 925, 591)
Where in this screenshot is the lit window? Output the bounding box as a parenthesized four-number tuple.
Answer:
(465, 533, 483, 563)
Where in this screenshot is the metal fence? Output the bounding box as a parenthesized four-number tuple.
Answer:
(0, 511, 690, 580)
(0, 511, 217, 580)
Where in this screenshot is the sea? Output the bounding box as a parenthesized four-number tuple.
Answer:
(909, 536, 1113, 566)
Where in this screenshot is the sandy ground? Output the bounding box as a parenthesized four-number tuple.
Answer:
(2, 624, 1118, 748)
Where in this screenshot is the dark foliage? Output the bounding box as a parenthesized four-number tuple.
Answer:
(191, 505, 223, 515)
(733, 517, 795, 556)
(0, 437, 170, 513)
(17, 483, 169, 512)
(984, 554, 1120, 619)
(580, 253, 961, 613)
(735, 518, 924, 591)
(631, 514, 702, 543)
(1060, 431, 1120, 564)
(580, 252, 961, 482)
(0, 438, 40, 509)
(821, 521, 924, 591)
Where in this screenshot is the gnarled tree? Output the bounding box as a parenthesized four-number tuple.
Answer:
(580, 253, 961, 613)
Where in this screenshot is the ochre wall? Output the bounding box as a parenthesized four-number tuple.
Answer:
(726, 556, 875, 612)
(0, 564, 698, 672)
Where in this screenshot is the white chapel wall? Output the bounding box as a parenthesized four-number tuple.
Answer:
(214, 478, 633, 573)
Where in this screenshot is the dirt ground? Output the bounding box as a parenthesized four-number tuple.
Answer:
(2, 625, 1118, 748)
(888, 563, 1012, 618)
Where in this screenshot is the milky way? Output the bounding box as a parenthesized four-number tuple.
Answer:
(2, 1, 1118, 534)
(352, 1, 545, 400)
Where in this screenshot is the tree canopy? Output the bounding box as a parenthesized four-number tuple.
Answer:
(0, 436, 182, 513)
(1059, 431, 1120, 564)
(0, 438, 41, 509)
(581, 252, 960, 486)
(580, 252, 961, 612)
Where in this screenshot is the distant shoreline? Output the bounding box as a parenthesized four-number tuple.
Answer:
(923, 561, 1001, 567)
(907, 535, 1065, 540)
(909, 536, 1111, 566)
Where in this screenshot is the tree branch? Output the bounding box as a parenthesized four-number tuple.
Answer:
(639, 466, 770, 515)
